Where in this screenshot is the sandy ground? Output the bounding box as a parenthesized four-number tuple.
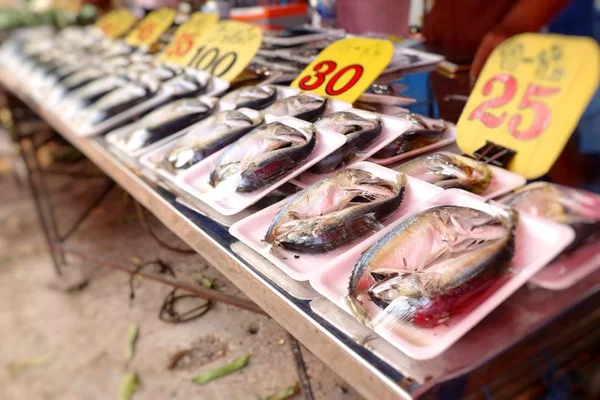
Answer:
(0, 150, 363, 400)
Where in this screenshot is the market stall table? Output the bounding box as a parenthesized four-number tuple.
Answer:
(2, 69, 599, 400)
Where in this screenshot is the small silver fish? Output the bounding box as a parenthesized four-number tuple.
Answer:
(372, 113, 446, 159)
(265, 169, 406, 253)
(159, 109, 263, 173)
(264, 93, 327, 122)
(347, 205, 516, 327)
(209, 122, 316, 192)
(106, 97, 218, 153)
(395, 152, 492, 194)
(221, 85, 278, 110)
(310, 112, 382, 174)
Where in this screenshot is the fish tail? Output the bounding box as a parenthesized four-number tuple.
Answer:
(371, 297, 416, 329)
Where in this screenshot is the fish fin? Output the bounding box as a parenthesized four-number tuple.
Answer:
(363, 213, 384, 232)
(372, 297, 417, 329)
(344, 295, 372, 328)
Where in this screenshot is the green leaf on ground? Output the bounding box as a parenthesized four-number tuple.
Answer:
(264, 382, 300, 400)
(125, 325, 138, 362)
(192, 354, 250, 385)
(117, 372, 139, 400)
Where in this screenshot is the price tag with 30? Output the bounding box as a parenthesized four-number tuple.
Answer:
(95, 9, 137, 39)
(126, 8, 176, 48)
(291, 38, 394, 103)
(160, 13, 219, 66)
(183, 21, 262, 82)
(458, 33, 600, 178)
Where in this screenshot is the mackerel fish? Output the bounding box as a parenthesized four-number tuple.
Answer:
(209, 122, 316, 192)
(501, 182, 600, 253)
(221, 85, 278, 110)
(159, 109, 263, 173)
(395, 152, 492, 194)
(309, 112, 382, 174)
(372, 113, 446, 159)
(264, 169, 406, 253)
(347, 206, 516, 327)
(264, 93, 327, 122)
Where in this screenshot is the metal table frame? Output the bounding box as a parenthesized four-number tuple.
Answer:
(2, 72, 599, 400)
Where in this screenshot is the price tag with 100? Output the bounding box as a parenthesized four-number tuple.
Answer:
(160, 13, 219, 66)
(181, 21, 263, 83)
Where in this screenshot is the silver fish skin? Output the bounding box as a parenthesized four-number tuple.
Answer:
(209, 122, 316, 192)
(159, 109, 263, 173)
(264, 93, 327, 122)
(221, 85, 278, 110)
(501, 182, 600, 253)
(346, 205, 516, 327)
(264, 169, 406, 253)
(394, 152, 492, 194)
(310, 112, 382, 173)
(106, 97, 218, 152)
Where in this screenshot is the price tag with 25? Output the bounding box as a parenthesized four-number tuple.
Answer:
(126, 8, 176, 48)
(160, 13, 219, 66)
(457, 33, 600, 178)
(181, 21, 262, 83)
(95, 8, 137, 39)
(291, 38, 394, 104)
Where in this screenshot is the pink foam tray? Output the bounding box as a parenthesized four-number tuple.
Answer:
(175, 117, 346, 216)
(229, 162, 444, 281)
(528, 188, 600, 290)
(309, 189, 575, 360)
(367, 117, 457, 165)
(291, 110, 413, 188)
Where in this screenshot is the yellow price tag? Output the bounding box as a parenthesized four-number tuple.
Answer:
(291, 38, 394, 103)
(160, 13, 219, 66)
(457, 34, 600, 178)
(126, 8, 176, 48)
(95, 9, 137, 39)
(184, 21, 263, 82)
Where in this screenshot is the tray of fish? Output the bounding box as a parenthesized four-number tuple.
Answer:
(139, 108, 265, 183)
(500, 183, 600, 290)
(291, 110, 415, 188)
(219, 85, 299, 111)
(105, 96, 219, 158)
(264, 92, 352, 123)
(229, 162, 443, 281)
(175, 117, 346, 216)
(309, 189, 575, 359)
(69, 70, 228, 137)
(393, 151, 526, 199)
(367, 113, 457, 165)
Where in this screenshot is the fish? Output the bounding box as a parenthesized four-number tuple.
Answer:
(372, 113, 446, 159)
(264, 93, 327, 122)
(500, 182, 600, 253)
(221, 85, 278, 110)
(67, 76, 130, 110)
(309, 112, 382, 174)
(106, 97, 218, 153)
(84, 82, 156, 125)
(264, 169, 406, 253)
(394, 153, 492, 194)
(346, 206, 516, 327)
(158, 109, 263, 173)
(209, 122, 316, 192)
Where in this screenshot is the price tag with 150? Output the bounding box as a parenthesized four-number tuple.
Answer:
(95, 8, 137, 39)
(160, 13, 219, 66)
(126, 8, 176, 48)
